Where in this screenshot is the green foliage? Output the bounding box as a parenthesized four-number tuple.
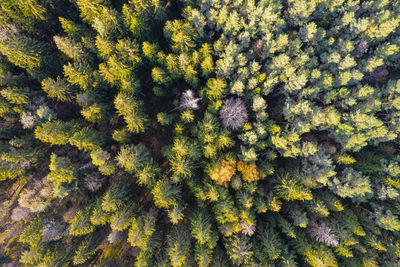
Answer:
(110, 203, 135, 231)
(54, 36, 85, 61)
(0, 87, 29, 105)
(63, 62, 94, 90)
(152, 179, 180, 209)
(2, 0, 400, 266)
(19, 216, 43, 246)
(90, 148, 116, 175)
(254, 224, 283, 262)
(128, 209, 158, 251)
(329, 168, 372, 199)
(225, 234, 254, 265)
(114, 92, 148, 133)
(164, 20, 197, 52)
(167, 224, 191, 267)
(41, 77, 74, 102)
(190, 210, 214, 246)
(274, 172, 313, 201)
(0, 36, 58, 80)
(117, 144, 150, 172)
(69, 127, 104, 151)
(34, 121, 75, 145)
(48, 153, 77, 184)
(375, 208, 400, 232)
(90, 198, 111, 226)
(102, 182, 133, 212)
(81, 103, 107, 123)
(69, 205, 95, 236)
(73, 233, 101, 265)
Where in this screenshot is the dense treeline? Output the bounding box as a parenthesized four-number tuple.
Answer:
(0, 0, 400, 266)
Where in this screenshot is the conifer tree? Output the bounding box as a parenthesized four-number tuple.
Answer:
(69, 205, 95, 236)
(114, 92, 148, 133)
(41, 77, 74, 102)
(54, 36, 85, 61)
(34, 120, 75, 145)
(73, 233, 101, 265)
(225, 234, 254, 265)
(167, 224, 192, 267)
(1, 0, 400, 265)
(0, 36, 59, 80)
(190, 210, 214, 246)
(102, 182, 133, 212)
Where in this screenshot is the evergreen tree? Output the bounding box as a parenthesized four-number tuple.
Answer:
(41, 77, 74, 102)
(167, 224, 192, 267)
(225, 234, 254, 265)
(69, 205, 95, 236)
(0, 36, 59, 80)
(1, 0, 400, 265)
(114, 92, 148, 133)
(34, 120, 75, 145)
(102, 182, 133, 212)
(73, 233, 101, 265)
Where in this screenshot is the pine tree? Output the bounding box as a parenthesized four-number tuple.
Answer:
(0, 87, 29, 105)
(167, 224, 192, 267)
(151, 179, 180, 209)
(330, 168, 372, 199)
(253, 223, 283, 262)
(194, 243, 213, 267)
(69, 127, 104, 152)
(63, 62, 94, 90)
(47, 153, 77, 184)
(53, 35, 85, 61)
(102, 182, 133, 212)
(90, 198, 111, 225)
(59, 17, 89, 41)
(19, 216, 43, 246)
(34, 120, 75, 145)
(274, 172, 313, 201)
(114, 92, 148, 133)
(225, 234, 254, 265)
(76, 0, 110, 23)
(41, 77, 74, 102)
(69, 205, 95, 236)
(164, 20, 197, 52)
(81, 103, 107, 123)
(110, 203, 135, 231)
(73, 233, 102, 265)
(190, 210, 213, 245)
(375, 208, 400, 232)
(116, 143, 151, 173)
(90, 148, 116, 175)
(0, 36, 59, 80)
(128, 209, 158, 251)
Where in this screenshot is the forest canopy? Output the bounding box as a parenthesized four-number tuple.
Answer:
(1, 0, 400, 266)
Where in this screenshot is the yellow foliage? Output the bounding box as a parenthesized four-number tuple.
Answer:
(267, 196, 282, 212)
(335, 245, 353, 258)
(337, 154, 356, 164)
(368, 237, 387, 251)
(362, 257, 378, 267)
(386, 177, 400, 188)
(237, 161, 260, 182)
(208, 159, 236, 186)
(181, 110, 194, 122)
(333, 200, 344, 211)
(394, 242, 400, 258)
(208, 159, 261, 186)
(353, 227, 366, 237)
(174, 123, 184, 134)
